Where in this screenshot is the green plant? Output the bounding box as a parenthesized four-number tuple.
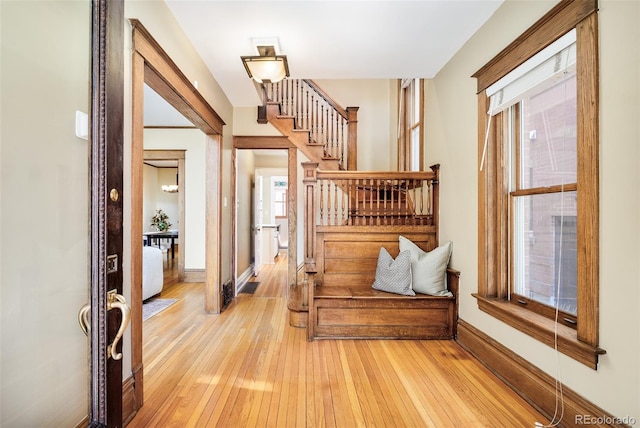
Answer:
(151, 209, 172, 232)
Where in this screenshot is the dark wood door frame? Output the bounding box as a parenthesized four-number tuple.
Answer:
(91, 0, 125, 426)
(129, 19, 225, 416)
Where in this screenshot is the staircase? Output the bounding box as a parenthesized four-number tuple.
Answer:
(259, 80, 358, 171)
(258, 79, 437, 226)
(258, 80, 441, 327)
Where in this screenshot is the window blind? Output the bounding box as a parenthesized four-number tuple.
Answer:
(486, 29, 576, 116)
(481, 29, 576, 170)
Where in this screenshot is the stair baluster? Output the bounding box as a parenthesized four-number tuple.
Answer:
(262, 80, 358, 170)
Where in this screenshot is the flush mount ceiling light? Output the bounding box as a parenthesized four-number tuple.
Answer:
(161, 184, 178, 193)
(241, 44, 289, 84)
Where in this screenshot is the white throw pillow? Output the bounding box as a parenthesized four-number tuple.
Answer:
(371, 247, 415, 296)
(399, 236, 452, 296)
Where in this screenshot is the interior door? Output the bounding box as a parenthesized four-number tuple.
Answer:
(253, 174, 264, 276)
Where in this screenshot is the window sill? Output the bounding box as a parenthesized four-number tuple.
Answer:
(472, 294, 606, 369)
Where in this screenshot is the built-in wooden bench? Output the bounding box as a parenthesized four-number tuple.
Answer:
(303, 164, 459, 341)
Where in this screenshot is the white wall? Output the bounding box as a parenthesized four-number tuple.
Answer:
(236, 150, 256, 276)
(233, 106, 282, 136)
(143, 166, 179, 234)
(313, 79, 398, 170)
(425, 0, 640, 419)
(233, 80, 399, 171)
(0, 1, 91, 426)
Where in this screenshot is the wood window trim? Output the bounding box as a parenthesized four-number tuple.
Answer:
(397, 79, 424, 171)
(473, 295, 605, 369)
(473, 0, 602, 369)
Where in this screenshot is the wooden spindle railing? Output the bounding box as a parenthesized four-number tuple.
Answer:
(303, 163, 441, 274)
(265, 80, 359, 171)
(303, 163, 440, 228)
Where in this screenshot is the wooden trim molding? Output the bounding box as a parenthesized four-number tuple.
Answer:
(184, 269, 206, 283)
(575, 11, 600, 347)
(472, 0, 598, 93)
(129, 19, 225, 134)
(205, 134, 222, 314)
(233, 135, 295, 149)
(473, 295, 605, 369)
(122, 375, 136, 426)
(456, 320, 628, 427)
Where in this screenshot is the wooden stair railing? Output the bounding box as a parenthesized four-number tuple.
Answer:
(303, 163, 441, 269)
(261, 80, 358, 171)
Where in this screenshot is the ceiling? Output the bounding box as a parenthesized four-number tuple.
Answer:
(162, 0, 504, 107)
(144, 84, 194, 127)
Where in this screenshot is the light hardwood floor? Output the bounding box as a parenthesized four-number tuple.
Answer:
(129, 252, 546, 427)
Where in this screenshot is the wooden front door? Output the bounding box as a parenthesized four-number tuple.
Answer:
(89, 0, 127, 426)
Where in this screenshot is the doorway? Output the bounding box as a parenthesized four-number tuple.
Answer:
(231, 143, 303, 327)
(252, 167, 288, 279)
(143, 150, 186, 282)
(129, 20, 225, 415)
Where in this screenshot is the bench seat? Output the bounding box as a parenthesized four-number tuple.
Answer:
(308, 231, 460, 340)
(309, 266, 459, 340)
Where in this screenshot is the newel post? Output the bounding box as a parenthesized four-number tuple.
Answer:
(302, 162, 319, 340)
(346, 107, 359, 171)
(302, 162, 319, 271)
(257, 84, 268, 124)
(430, 163, 440, 243)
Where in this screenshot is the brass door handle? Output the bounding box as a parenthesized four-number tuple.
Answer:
(106, 289, 130, 361)
(77, 290, 131, 361)
(78, 303, 91, 336)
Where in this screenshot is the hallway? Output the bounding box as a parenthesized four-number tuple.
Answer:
(129, 253, 546, 427)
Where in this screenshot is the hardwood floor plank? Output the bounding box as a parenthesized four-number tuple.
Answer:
(350, 341, 396, 427)
(394, 339, 474, 426)
(128, 254, 547, 427)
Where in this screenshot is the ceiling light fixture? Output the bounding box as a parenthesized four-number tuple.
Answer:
(161, 184, 178, 193)
(241, 45, 289, 84)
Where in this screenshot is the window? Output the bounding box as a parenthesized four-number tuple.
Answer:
(473, 0, 603, 369)
(273, 179, 288, 219)
(398, 78, 424, 171)
(506, 40, 579, 324)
